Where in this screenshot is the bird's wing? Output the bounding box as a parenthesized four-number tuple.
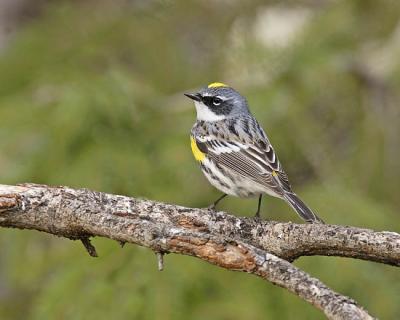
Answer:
(194, 135, 292, 195)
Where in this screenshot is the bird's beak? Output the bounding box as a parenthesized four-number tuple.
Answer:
(184, 92, 202, 102)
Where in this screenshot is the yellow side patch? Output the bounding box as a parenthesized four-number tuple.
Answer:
(272, 171, 278, 177)
(208, 82, 228, 88)
(190, 137, 206, 162)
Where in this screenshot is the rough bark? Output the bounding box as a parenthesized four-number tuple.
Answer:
(1, 183, 397, 319)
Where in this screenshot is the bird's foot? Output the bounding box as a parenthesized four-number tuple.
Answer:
(253, 211, 262, 222)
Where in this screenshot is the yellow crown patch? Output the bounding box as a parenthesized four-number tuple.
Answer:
(208, 82, 228, 88)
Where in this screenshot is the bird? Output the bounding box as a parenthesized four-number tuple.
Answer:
(184, 82, 324, 224)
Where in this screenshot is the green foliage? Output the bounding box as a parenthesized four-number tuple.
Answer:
(0, 1, 399, 319)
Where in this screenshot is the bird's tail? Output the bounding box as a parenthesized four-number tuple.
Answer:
(283, 192, 324, 224)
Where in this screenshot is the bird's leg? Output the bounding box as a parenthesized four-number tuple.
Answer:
(254, 194, 263, 218)
(208, 194, 227, 211)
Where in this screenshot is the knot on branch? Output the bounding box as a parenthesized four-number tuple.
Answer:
(0, 194, 20, 213)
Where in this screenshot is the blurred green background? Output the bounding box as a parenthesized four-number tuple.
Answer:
(0, 0, 399, 319)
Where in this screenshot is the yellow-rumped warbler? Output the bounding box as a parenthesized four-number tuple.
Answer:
(185, 82, 324, 224)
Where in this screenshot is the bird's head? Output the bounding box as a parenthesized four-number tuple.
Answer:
(185, 82, 249, 121)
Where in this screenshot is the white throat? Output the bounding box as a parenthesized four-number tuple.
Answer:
(194, 101, 225, 122)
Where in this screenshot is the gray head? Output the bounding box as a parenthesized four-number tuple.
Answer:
(184, 82, 250, 122)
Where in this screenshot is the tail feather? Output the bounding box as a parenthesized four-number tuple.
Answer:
(283, 192, 324, 224)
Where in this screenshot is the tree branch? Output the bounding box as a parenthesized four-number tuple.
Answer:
(184, 212, 400, 266)
(1, 184, 396, 319)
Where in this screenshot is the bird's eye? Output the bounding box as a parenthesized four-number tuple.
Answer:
(212, 97, 222, 106)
